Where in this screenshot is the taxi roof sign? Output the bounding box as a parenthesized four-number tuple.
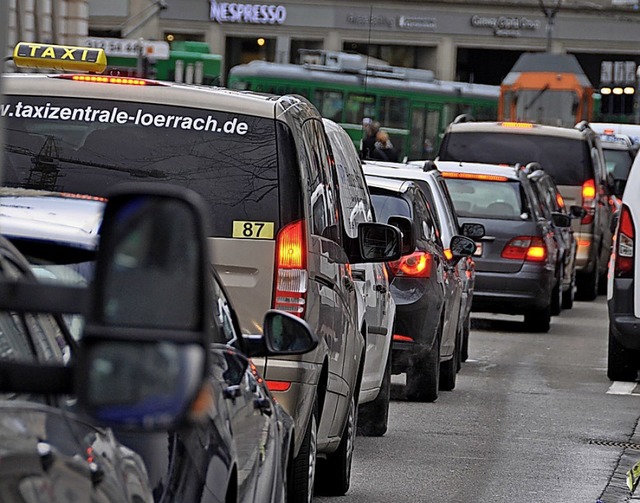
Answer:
(13, 42, 107, 73)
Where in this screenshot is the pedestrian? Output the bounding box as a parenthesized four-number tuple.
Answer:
(370, 130, 399, 162)
(361, 119, 380, 160)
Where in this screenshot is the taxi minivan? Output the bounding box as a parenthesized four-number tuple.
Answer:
(2, 42, 402, 502)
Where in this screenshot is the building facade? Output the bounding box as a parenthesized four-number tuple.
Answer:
(8, 0, 640, 91)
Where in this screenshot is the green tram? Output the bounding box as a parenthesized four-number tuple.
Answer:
(107, 41, 222, 85)
(227, 51, 499, 160)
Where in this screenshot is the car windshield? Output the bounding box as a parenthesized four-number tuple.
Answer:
(444, 178, 526, 220)
(439, 132, 591, 185)
(2, 96, 287, 237)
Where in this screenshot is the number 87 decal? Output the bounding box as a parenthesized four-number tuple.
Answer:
(232, 221, 275, 239)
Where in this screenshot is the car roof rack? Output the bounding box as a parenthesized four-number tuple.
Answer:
(422, 160, 438, 172)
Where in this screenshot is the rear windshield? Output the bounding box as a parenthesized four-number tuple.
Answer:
(370, 192, 411, 224)
(439, 132, 591, 185)
(2, 96, 290, 237)
(444, 178, 526, 220)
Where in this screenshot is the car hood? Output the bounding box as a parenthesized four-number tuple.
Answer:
(0, 401, 151, 503)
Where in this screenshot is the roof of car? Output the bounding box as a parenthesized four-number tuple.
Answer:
(3, 74, 309, 118)
(444, 121, 592, 140)
(364, 174, 413, 194)
(434, 160, 521, 181)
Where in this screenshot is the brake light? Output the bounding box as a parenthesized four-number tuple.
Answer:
(581, 179, 596, 225)
(55, 74, 164, 86)
(615, 205, 635, 278)
(388, 251, 433, 278)
(273, 220, 308, 317)
(501, 122, 534, 128)
(501, 236, 547, 262)
(441, 172, 509, 182)
(265, 380, 291, 392)
(393, 334, 414, 343)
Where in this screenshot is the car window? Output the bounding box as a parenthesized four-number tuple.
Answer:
(603, 148, 634, 180)
(3, 95, 284, 238)
(445, 178, 525, 220)
(414, 190, 441, 244)
(370, 192, 411, 224)
(440, 132, 591, 185)
(328, 129, 373, 238)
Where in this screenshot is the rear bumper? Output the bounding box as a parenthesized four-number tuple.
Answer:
(608, 278, 640, 350)
(471, 265, 553, 314)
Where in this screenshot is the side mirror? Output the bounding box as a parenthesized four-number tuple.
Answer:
(569, 205, 587, 219)
(461, 222, 486, 239)
(388, 215, 416, 255)
(551, 212, 572, 228)
(449, 235, 477, 260)
(352, 222, 402, 263)
(77, 184, 211, 431)
(263, 310, 319, 354)
(244, 310, 319, 358)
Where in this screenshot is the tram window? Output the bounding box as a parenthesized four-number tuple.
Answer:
(442, 104, 455, 128)
(315, 90, 344, 122)
(345, 94, 376, 124)
(380, 97, 408, 129)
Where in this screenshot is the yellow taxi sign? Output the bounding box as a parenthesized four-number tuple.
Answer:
(13, 42, 107, 73)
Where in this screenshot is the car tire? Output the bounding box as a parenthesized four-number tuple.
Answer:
(288, 399, 318, 503)
(439, 353, 457, 391)
(550, 265, 563, 316)
(561, 267, 575, 310)
(576, 256, 599, 301)
(357, 351, 391, 437)
(406, 323, 441, 402)
(607, 328, 639, 382)
(523, 304, 551, 333)
(315, 392, 356, 496)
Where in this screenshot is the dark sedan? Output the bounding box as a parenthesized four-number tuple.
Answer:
(437, 161, 571, 332)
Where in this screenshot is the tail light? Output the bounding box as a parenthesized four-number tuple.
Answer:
(501, 236, 547, 262)
(273, 220, 308, 317)
(581, 178, 596, 225)
(614, 205, 635, 278)
(387, 251, 433, 278)
(265, 380, 291, 392)
(393, 334, 414, 343)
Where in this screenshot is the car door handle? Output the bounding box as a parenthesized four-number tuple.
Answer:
(224, 385, 242, 399)
(254, 397, 273, 416)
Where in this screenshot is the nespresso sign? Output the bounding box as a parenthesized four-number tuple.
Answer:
(470, 15, 540, 37)
(210, 1, 287, 24)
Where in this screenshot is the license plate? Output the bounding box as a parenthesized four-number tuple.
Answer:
(473, 242, 483, 257)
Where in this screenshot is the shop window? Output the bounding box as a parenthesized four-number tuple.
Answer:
(314, 90, 344, 122)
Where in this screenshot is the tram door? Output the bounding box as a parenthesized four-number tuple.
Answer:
(410, 107, 440, 160)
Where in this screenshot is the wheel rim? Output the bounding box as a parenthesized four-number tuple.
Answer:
(345, 397, 355, 478)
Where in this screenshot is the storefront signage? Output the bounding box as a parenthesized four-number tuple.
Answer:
(209, 1, 287, 24)
(346, 13, 394, 28)
(470, 15, 540, 37)
(398, 16, 437, 30)
(345, 14, 437, 31)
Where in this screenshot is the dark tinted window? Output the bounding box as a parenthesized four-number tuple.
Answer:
(370, 192, 411, 224)
(439, 132, 591, 185)
(3, 96, 288, 238)
(603, 148, 634, 181)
